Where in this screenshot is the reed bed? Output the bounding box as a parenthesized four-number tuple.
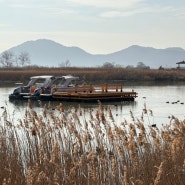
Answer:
(1, 101, 185, 185)
(1, 67, 185, 85)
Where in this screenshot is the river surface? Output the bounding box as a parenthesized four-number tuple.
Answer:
(0, 85, 185, 127)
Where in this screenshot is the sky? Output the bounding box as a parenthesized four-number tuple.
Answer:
(1, 0, 185, 54)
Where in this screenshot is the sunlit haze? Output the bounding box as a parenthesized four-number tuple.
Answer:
(0, 0, 185, 54)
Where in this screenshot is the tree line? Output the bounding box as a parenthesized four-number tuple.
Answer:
(0, 50, 150, 69)
(0, 51, 30, 67)
(102, 61, 150, 69)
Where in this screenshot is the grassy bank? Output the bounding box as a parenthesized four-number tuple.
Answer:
(1, 101, 185, 184)
(0, 67, 185, 85)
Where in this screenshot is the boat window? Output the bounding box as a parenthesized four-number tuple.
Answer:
(44, 79, 52, 87)
(53, 78, 66, 86)
(68, 80, 75, 87)
(34, 78, 47, 86)
(27, 79, 33, 87)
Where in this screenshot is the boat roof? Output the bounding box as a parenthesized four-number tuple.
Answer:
(30, 75, 55, 79)
(29, 75, 79, 82)
(62, 75, 79, 80)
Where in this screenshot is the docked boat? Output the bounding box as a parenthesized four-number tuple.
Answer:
(9, 75, 138, 102)
(28, 75, 80, 100)
(9, 75, 57, 100)
(9, 75, 80, 101)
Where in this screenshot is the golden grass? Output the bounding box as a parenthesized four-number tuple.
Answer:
(1, 100, 185, 184)
(1, 67, 185, 85)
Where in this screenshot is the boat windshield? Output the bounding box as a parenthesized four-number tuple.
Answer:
(52, 76, 79, 88)
(27, 77, 52, 87)
(52, 78, 65, 87)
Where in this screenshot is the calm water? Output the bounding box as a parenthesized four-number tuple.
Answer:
(0, 85, 185, 127)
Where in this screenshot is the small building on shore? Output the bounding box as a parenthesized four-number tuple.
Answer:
(176, 61, 185, 68)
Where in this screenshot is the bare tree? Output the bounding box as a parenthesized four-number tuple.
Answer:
(59, 59, 71, 67)
(64, 59, 71, 67)
(0, 51, 15, 67)
(18, 51, 30, 67)
(136, 62, 150, 69)
(102, 62, 115, 68)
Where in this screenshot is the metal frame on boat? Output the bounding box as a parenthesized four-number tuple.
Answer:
(29, 75, 80, 100)
(9, 75, 56, 100)
(9, 75, 80, 101)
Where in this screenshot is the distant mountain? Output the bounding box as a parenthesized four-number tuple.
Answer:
(105, 45, 185, 68)
(1, 39, 185, 68)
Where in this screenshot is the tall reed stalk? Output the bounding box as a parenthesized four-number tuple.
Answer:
(0, 101, 185, 184)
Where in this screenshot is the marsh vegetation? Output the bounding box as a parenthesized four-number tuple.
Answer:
(1, 67, 185, 86)
(1, 101, 185, 184)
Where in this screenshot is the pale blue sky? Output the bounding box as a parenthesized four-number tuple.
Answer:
(1, 0, 185, 54)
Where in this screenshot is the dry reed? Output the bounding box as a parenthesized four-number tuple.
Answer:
(1, 67, 185, 86)
(0, 101, 185, 184)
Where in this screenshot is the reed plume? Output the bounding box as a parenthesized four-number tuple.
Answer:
(0, 102, 185, 184)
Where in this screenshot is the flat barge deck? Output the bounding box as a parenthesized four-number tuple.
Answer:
(52, 84, 137, 102)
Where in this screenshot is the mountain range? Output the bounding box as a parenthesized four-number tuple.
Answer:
(2, 39, 185, 68)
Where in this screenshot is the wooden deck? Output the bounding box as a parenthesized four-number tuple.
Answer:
(52, 84, 138, 102)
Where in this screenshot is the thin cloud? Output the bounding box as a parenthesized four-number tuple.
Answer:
(68, 0, 144, 8)
(100, 11, 125, 18)
(100, 5, 178, 18)
(49, 8, 76, 16)
(173, 7, 185, 18)
(5, 0, 59, 9)
(4, 0, 75, 15)
(9, 4, 32, 8)
(100, 10, 139, 18)
(0, 23, 12, 28)
(0, 24, 6, 28)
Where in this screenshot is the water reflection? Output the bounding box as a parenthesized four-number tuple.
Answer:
(1, 85, 185, 127)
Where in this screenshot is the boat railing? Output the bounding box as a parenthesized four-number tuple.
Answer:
(60, 84, 125, 93)
(93, 84, 123, 92)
